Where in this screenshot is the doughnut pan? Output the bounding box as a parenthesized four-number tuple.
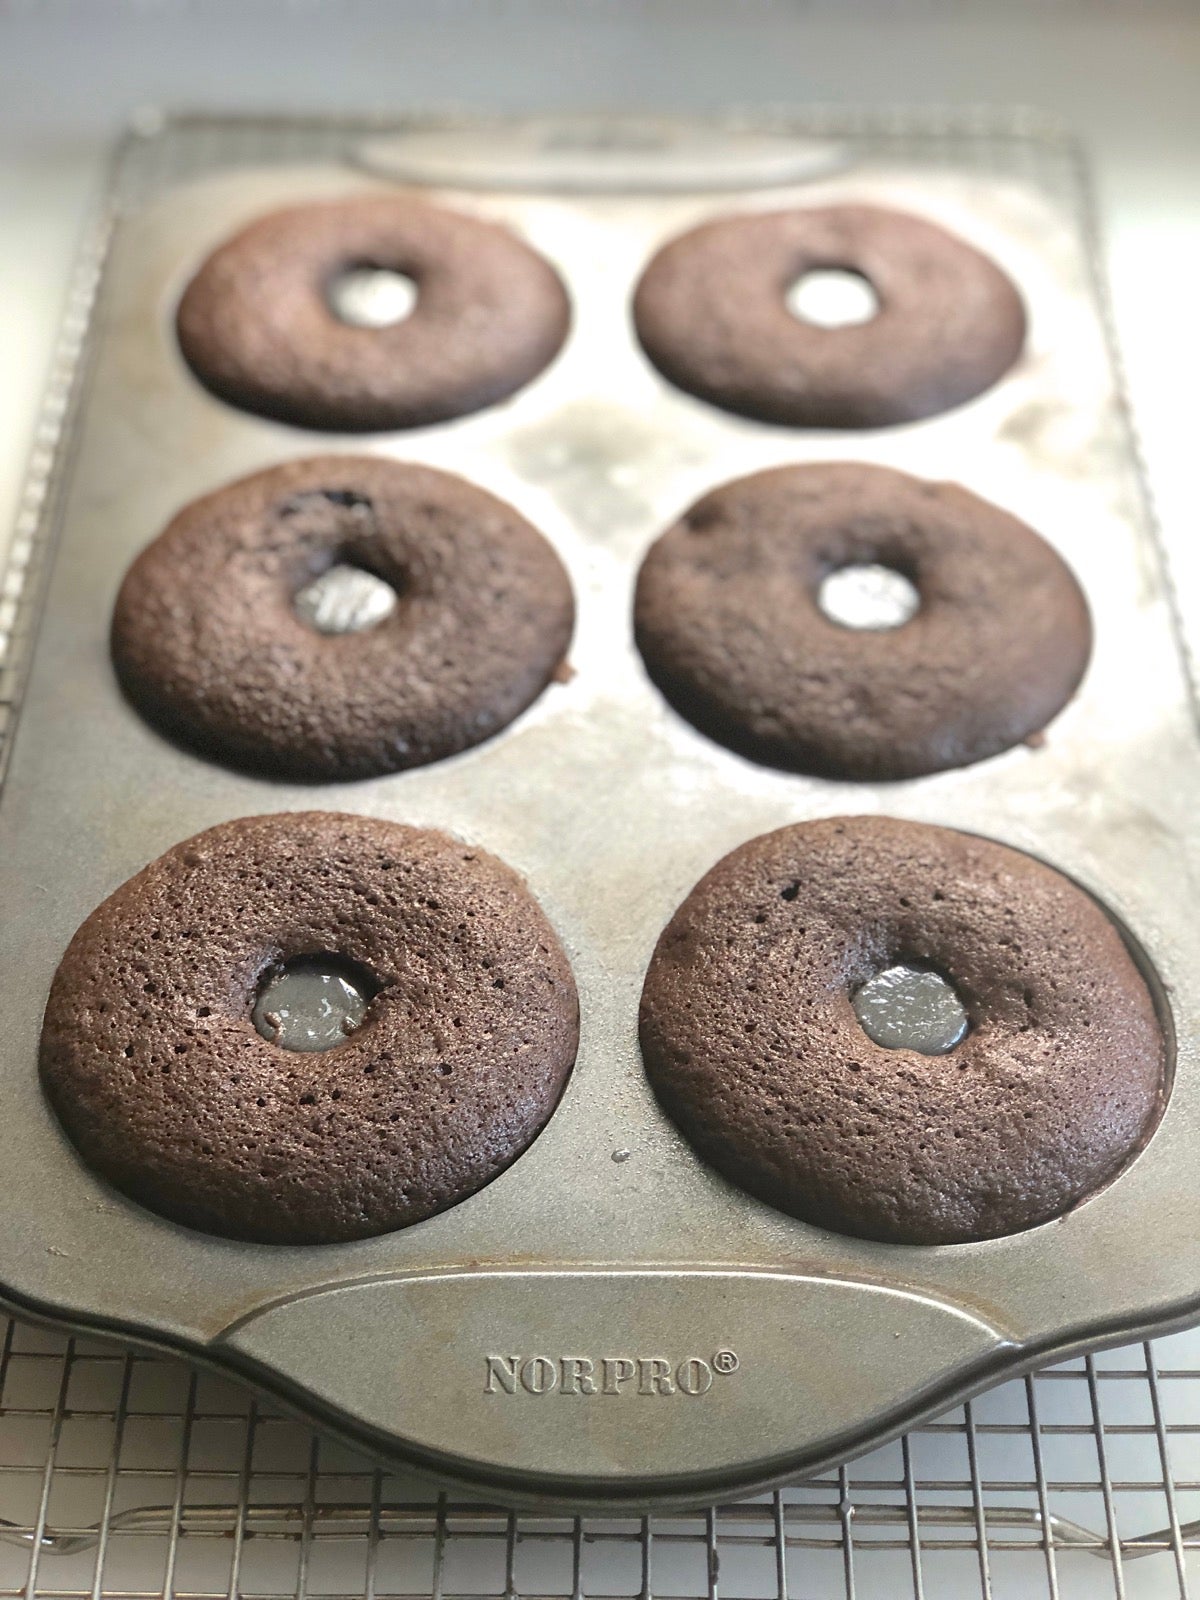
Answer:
(1, 113, 1197, 1513)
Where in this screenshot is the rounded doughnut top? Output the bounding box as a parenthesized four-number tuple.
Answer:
(39, 812, 580, 1245)
(633, 462, 1091, 781)
(633, 204, 1026, 428)
(111, 455, 575, 782)
(639, 816, 1167, 1245)
(177, 195, 570, 431)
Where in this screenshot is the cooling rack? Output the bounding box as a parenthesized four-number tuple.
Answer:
(3, 1313, 1200, 1598)
(1, 108, 1198, 1599)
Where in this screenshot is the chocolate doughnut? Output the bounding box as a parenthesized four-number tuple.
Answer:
(633, 204, 1026, 427)
(639, 816, 1166, 1246)
(39, 812, 580, 1245)
(177, 196, 570, 430)
(111, 456, 575, 782)
(633, 463, 1090, 780)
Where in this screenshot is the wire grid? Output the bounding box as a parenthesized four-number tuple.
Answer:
(4, 1312, 1200, 1599)
(2, 109, 1198, 1600)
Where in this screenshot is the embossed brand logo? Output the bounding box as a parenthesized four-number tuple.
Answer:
(484, 1350, 740, 1397)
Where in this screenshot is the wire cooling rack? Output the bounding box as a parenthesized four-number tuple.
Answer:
(3, 1314, 1200, 1599)
(2, 109, 1199, 1600)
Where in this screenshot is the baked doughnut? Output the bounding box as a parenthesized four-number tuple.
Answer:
(639, 816, 1166, 1245)
(177, 196, 570, 430)
(112, 456, 574, 782)
(633, 204, 1025, 427)
(40, 812, 580, 1244)
(633, 463, 1089, 780)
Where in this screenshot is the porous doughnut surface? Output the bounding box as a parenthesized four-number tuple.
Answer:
(634, 462, 1090, 780)
(112, 456, 574, 781)
(40, 812, 580, 1244)
(178, 195, 570, 430)
(633, 204, 1025, 427)
(639, 816, 1165, 1245)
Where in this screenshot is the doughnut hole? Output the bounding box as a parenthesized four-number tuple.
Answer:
(293, 561, 399, 635)
(786, 268, 879, 329)
(852, 963, 969, 1055)
(327, 264, 418, 328)
(817, 562, 920, 631)
(252, 955, 381, 1053)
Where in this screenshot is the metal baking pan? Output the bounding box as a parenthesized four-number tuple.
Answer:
(1, 111, 1197, 1514)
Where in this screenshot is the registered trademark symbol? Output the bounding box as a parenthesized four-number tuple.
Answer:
(713, 1349, 739, 1374)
